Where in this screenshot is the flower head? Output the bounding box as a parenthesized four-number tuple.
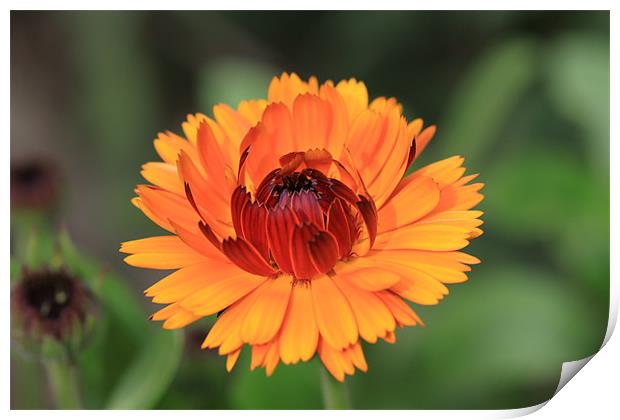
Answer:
(121, 73, 484, 381)
(12, 267, 91, 340)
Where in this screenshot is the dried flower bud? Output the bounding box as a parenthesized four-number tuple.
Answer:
(11, 267, 91, 341)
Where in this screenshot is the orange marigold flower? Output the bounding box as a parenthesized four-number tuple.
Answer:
(121, 73, 484, 381)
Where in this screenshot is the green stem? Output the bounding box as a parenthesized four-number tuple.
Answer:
(320, 367, 350, 409)
(45, 359, 82, 409)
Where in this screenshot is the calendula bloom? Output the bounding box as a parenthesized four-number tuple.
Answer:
(121, 73, 484, 381)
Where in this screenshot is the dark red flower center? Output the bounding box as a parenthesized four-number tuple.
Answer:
(24, 272, 73, 320)
(255, 168, 341, 211)
(197, 166, 378, 281)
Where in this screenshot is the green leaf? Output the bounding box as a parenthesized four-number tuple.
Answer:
(544, 32, 609, 176)
(10, 256, 22, 283)
(438, 38, 537, 166)
(10, 352, 47, 409)
(95, 274, 148, 340)
(12, 214, 56, 270)
(106, 329, 184, 409)
(76, 296, 146, 409)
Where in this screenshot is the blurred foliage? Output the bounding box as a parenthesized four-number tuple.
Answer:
(10, 10, 609, 409)
(545, 33, 610, 177)
(11, 217, 184, 409)
(105, 328, 183, 409)
(199, 57, 276, 111)
(439, 38, 537, 167)
(353, 263, 604, 409)
(229, 355, 323, 409)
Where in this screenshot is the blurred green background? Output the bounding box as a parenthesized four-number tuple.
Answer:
(10, 11, 609, 409)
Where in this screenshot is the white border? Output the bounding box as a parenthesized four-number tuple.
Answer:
(4, 2, 617, 418)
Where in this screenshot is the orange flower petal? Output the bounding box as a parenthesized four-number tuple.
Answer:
(407, 118, 424, 142)
(141, 162, 184, 196)
(415, 210, 484, 238)
(179, 272, 266, 316)
(334, 275, 395, 343)
(317, 338, 345, 382)
(251, 342, 269, 370)
(311, 275, 358, 350)
(414, 125, 436, 158)
(383, 330, 396, 343)
(240, 276, 292, 344)
(121, 235, 194, 254)
(163, 309, 202, 330)
(135, 185, 199, 234)
(244, 103, 294, 185)
(238, 99, 267, 126)
(202, 286, 263, 353)
(412, 155, 466, 189)
(153, 131, 200, 166)
(318, 83, 348, 159)
(292, 93, 333, 152)
(169, 220, 224, 260)
(194, 121, 237, 200)
(369, 96, 401, 114)
(213, 103, 251, 153)
(378, 175, 440, 232)
(347, 106, 410, 207)
(365, 249, 471, 284)
(375, 224, 471, 252)
(267, 72, 316, 108)
(347, 341, 368, 372)
(121, 235, 207, 269)
(150, 303, 180, 321)
(279, 282, 319, 364)
(145, 260, 243, 304)
(318, 340, 367, 381)
(432, 182, 485, 214)
(177, 150, 233, 238)
(335, 78, 368, 120)
(375, 291, 423, 327)
(181, 113, 208, 145)
(123, 252, 206, 270)
(226, 347, 242, 372)
(131, 197, 169, 232)
(369, 118, 411, 208)
(334, 261, 401, 291)
(263, 337, 281, 376)
(390, 267, 449, 305)
(150, 303, 202, 330)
